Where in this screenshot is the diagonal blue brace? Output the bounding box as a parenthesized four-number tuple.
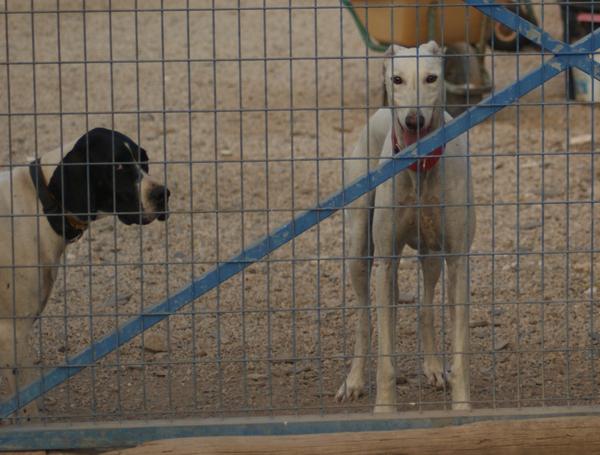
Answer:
(465, 0, 600, 81)
(2, 11, 600, 420)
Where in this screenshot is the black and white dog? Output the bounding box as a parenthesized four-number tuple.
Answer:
(0, 128, 170, 420)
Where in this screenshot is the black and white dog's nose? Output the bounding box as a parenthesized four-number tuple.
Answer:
(405, 113, 425, 131)
(150, 185, 171, 202)
(150, 185, 170, 220)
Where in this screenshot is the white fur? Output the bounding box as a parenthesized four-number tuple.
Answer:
(385, 41, 444, 133)
(0, 143, 165, 421)
(336, 41, 476, 413)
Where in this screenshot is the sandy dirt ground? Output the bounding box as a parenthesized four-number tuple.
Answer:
(0, 0, 599, 424)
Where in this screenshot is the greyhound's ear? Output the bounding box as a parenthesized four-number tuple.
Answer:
(384, 44, 404, 57)
(424, 40, 442, 55)
(384, 44, 402, 75)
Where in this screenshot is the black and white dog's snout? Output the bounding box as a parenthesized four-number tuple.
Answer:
(149, 184, 171, 221)
(405, 111, 426, 132)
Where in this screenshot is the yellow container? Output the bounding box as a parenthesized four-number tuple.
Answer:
(350, 0, 486, 47)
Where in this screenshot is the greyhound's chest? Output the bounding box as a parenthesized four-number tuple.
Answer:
(394, 174, 445, 253)
(404, 201, 444, 252)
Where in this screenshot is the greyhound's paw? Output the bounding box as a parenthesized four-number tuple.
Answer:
(374, 404, 396, 414)
(335, 373, 365, 402)
(452, 401, 472, 411)
(423, 357, 447, 389)
(397, 292, 415, 304)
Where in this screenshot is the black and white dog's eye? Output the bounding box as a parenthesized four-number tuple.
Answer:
(425, 74, 438, 84)
(392, 75, 403, 85)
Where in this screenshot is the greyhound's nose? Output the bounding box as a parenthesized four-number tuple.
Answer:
(405, 112, 425, 131)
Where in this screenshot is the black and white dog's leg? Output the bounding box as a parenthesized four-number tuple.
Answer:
(0, 318, 39, 422)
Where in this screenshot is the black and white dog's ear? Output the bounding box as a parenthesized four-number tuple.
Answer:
(139, 147, 149, 163)
(138, 147, 150, 173)
(48, 134, 97, 220)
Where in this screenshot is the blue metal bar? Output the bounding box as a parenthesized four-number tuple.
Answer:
(465, 0, 600, 81)
(2, 5, 600, 421)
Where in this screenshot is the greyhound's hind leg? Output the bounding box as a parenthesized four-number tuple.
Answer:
(447, 255, 471, 410)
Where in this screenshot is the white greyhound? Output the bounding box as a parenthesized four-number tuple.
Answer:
(336, 41, 475, 412)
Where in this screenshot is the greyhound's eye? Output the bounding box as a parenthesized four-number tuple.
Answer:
(391, 75, 403, 85)
(425, 74, 438, 84)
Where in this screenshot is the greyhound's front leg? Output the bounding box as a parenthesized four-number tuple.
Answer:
(336, 207, 373, 402)
(373, 202, 400, 413)
(419, 255, 446, 389)
(447, 255, 471, 410)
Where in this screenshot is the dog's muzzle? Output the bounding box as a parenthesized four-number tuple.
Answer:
(149, 185, 171, 221)
(404, 112, 426, 132)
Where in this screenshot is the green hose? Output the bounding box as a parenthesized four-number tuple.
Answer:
(341, 0, 390, 52)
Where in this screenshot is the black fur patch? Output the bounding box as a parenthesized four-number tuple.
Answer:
(31, 128, 153, 240)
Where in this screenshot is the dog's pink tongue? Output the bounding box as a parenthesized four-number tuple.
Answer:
(402, 128, 430, 146)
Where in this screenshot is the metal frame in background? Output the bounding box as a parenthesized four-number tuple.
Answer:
(1, 0, 600, 450)
(560, 0, 600, 99)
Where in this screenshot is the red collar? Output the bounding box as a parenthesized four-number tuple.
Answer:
(392, 127, 444, 173)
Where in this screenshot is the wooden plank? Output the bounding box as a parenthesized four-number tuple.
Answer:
(4, 407, 600, 451)
(104, 416, 600, 455)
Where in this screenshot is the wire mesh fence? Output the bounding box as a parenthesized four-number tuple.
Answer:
(0, 0, 598, 443)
